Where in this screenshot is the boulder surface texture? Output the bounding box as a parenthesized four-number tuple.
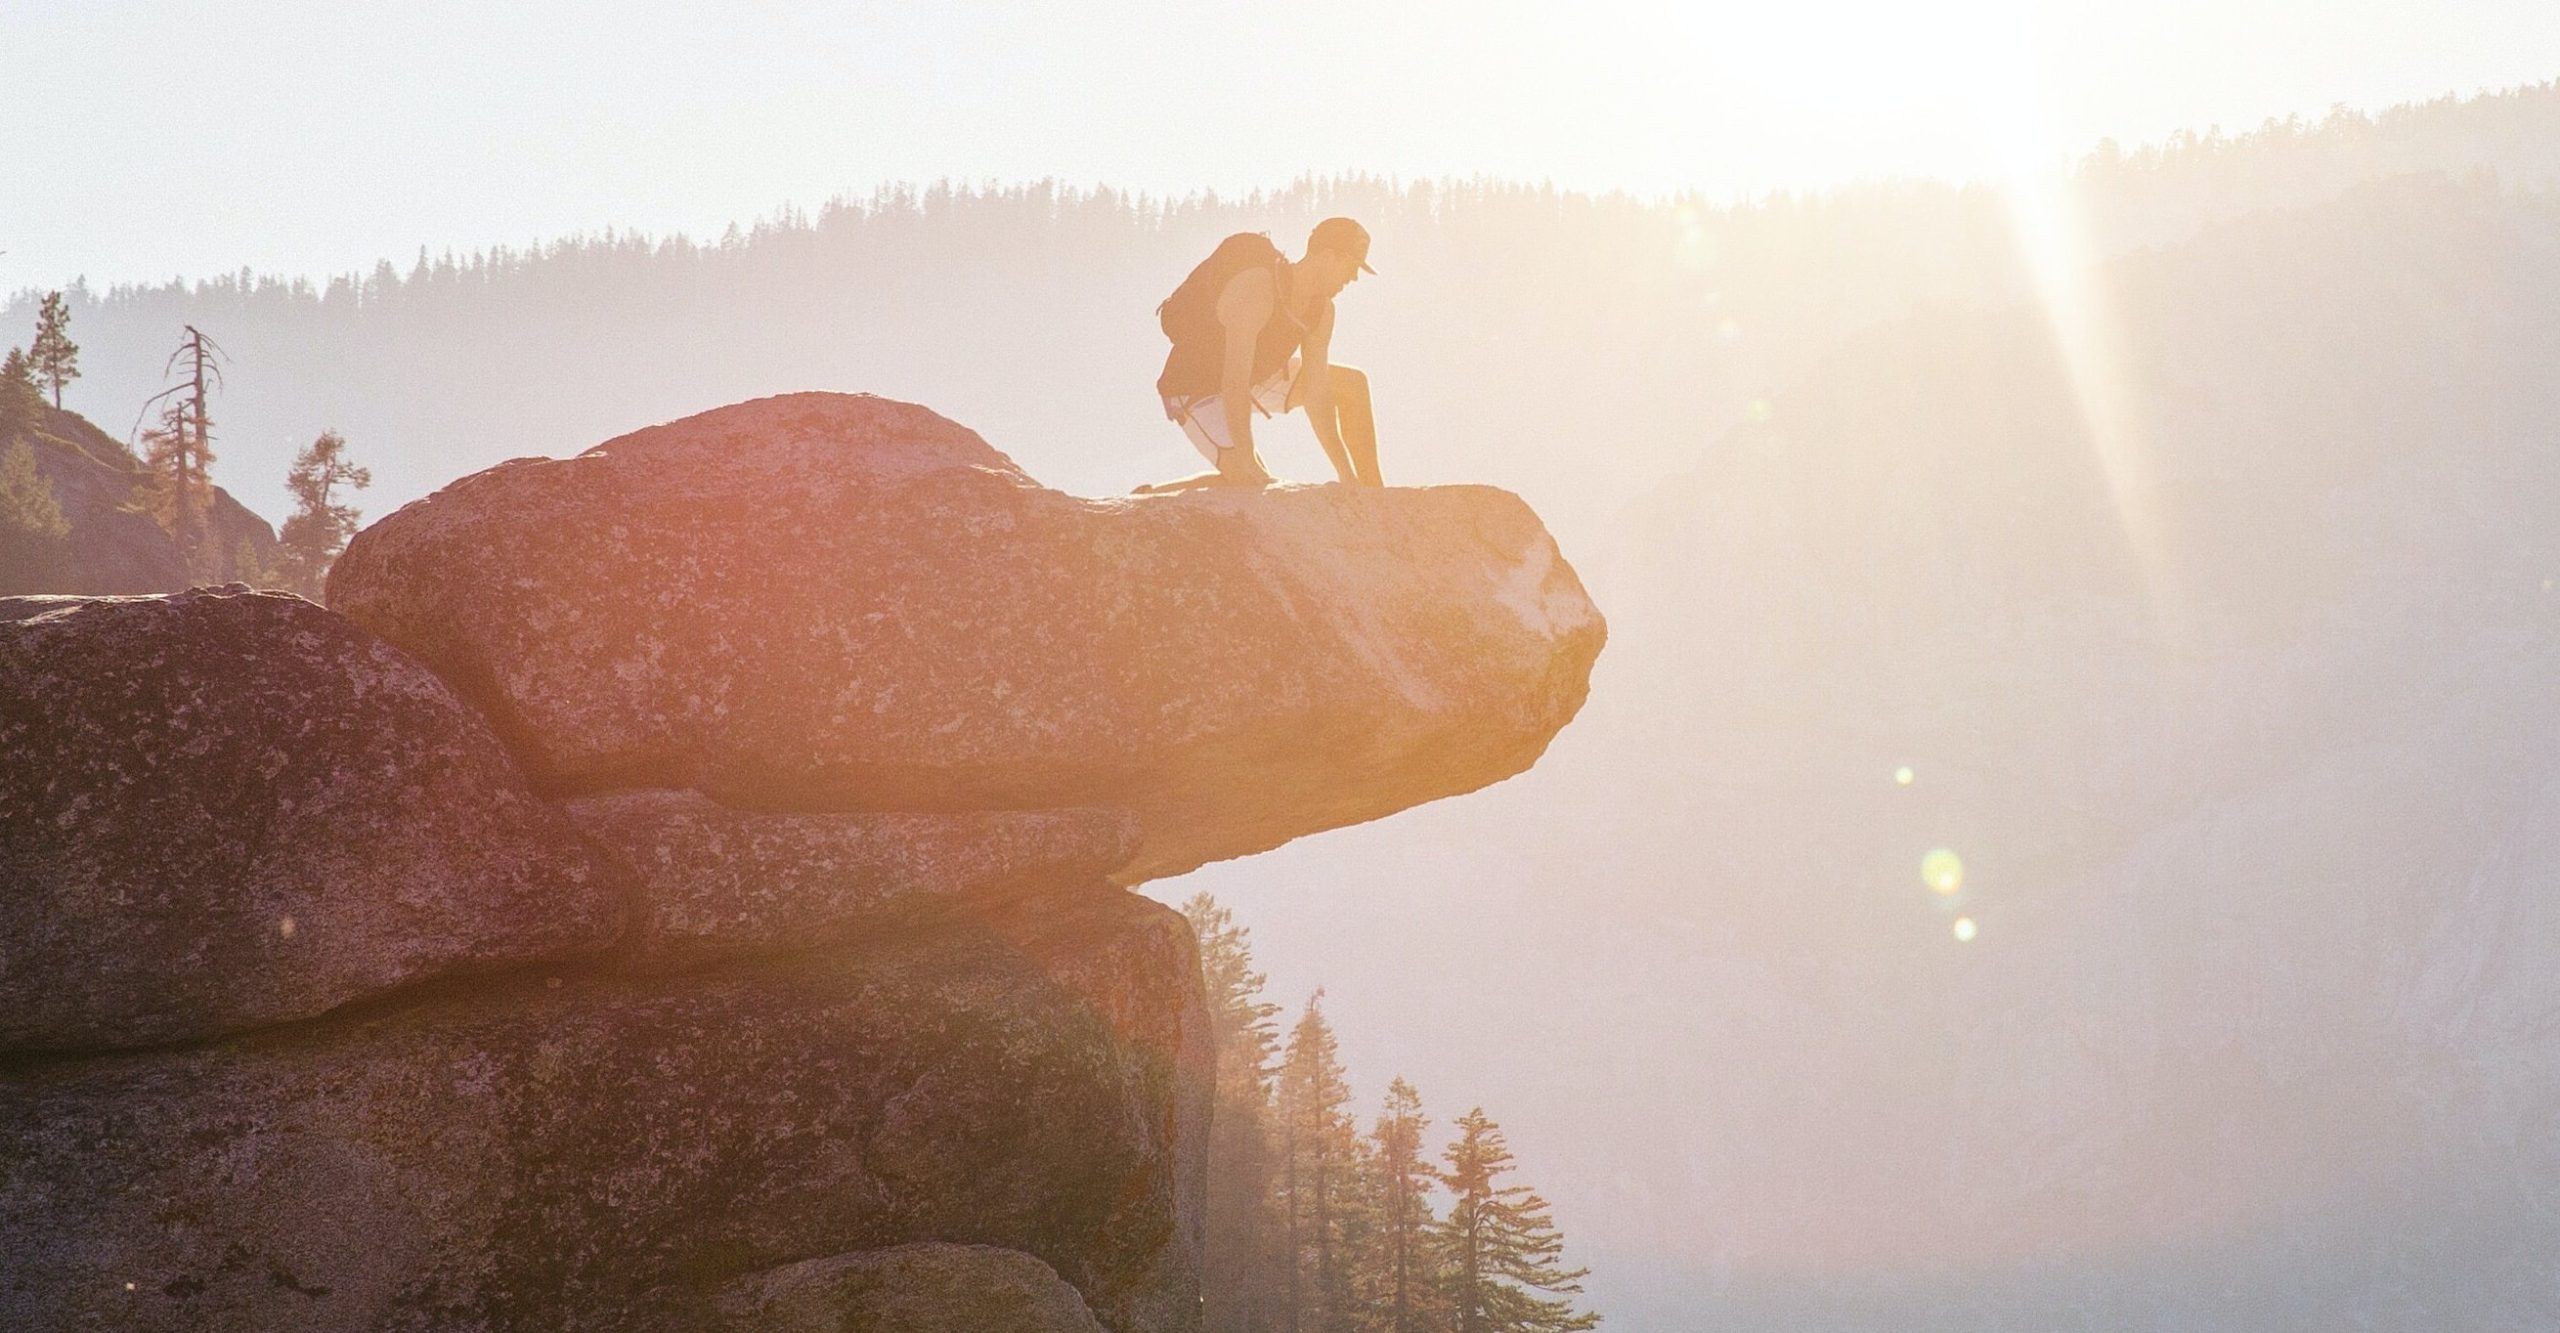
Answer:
(327, 392, 1605, 881)
(4, 392, 1603, 1331)
(0, 586, 621, 1051)
(565, 788, 1138, 972)
(0, 888, 1207, 1333)
(712, 1243, 1109, 1332)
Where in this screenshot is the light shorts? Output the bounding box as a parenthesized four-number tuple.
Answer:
(1165, 355, 1302, 463)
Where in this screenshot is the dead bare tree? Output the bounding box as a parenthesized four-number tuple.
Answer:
(131, 325, 226, 578)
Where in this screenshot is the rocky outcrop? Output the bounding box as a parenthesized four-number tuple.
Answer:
(711, 1244, 1108, 1332)
(0, 586, 622, 1051)
(0, 887, 1207, 1332)
(327, 392, 1604, 881)
(2, 392, 1601, 1331)
(2, 403, 280, 595)
(564, 789, 1138, 971)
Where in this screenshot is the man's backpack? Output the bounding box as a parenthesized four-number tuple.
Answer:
(1156, 232, 1285, 400)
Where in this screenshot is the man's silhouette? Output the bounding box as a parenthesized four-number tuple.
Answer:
(1139, 217, 1381, 492)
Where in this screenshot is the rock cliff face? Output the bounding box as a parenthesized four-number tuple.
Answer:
(328, 393, 1604, 882)
(0, 393, 1601, 1331)
(2, 402, 281, 595)
(0, 888, 1205, 1333)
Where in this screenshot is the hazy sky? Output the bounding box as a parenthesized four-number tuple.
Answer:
(4, 0, 2557, 290)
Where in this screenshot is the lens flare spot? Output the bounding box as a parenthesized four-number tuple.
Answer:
(1893, 765, 1915, 786)
(1922, 848, 1964, 896)
(1953, 916, 1978, 943)
(1716, 316, 1743, 342)
(1747, 398, 1774, 423)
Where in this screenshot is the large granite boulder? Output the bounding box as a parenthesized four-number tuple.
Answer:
(327, 392, 1604, 881)
(0, 586, 623, 1052)
(0, 886, 1209, 1333)
(564, 788, 1138, 971)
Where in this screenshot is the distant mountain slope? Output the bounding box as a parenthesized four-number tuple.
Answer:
(12, 81, 2560, 562)
(0, 404, 278, 595)
(11, 81, 2560, 1331)
(1611, 172, 2560, 834)
(1178, 169, 2560, 1331)
(1539, 171, 2560, 1325)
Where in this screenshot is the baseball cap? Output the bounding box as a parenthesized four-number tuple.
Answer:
(1309, 217, 1377, 274)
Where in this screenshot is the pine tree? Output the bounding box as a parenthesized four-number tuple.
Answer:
(0, 437, 72, 594)
(274, 428, 370, 599)
(1183, 893, 1291, 1333)
(1436, 1109, 1598, 1333)
(135, 395, 215, 579)
(230, 537, 288, 591)
(1333, 1123, 1387, 1333)
(1364, 1078, 1446, 1333)
(0, 347, 39, 437)
(133, 326, 223, 580)
(1280, 994, 1364, 1333)
(29, 291, 79, 410)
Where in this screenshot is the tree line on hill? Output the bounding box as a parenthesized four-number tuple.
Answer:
(1183, 894, 1599, 1333)
(0, 297, 369, 598)
(15, 79, 2560, 554)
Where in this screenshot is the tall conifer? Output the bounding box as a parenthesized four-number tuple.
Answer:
(275, 428, 371, 598)
(0, 437, 71, 593)
(0, 348, 39, 439)
(135, 395, 214, 578)
(29, 291, 78, 410)
(134, 326, 223, 580)
(1183, 893, 1291, 1332)
(1281, 995, 1363, 1332)
(1365, 1078, 1445, 1333)
(1436, 1109, 1598, 1333)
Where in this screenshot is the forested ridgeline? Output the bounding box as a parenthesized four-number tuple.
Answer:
(1183, 894, 1600, 1333)
(7, 81, 2559, 550)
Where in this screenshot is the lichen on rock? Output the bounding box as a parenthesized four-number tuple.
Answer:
(0, 392, 1602, 1332)
(564, 788, 1139, 971)
(0, 888, 1208, 1332)
(0, 585, 624, 1052)
(712, 1243, 1109, 1332)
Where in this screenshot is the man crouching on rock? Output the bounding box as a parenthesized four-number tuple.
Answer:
(1138, 217, 1382, 492)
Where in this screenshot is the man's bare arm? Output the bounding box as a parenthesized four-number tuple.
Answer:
(1295, 302, 1356, 483)
(1213, 267, 1274, 471)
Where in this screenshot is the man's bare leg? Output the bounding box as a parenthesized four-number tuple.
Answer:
(1327, 364, 1383, 486)
(1216, 438, 1276, 487)
(1306, 396, 1358, 484)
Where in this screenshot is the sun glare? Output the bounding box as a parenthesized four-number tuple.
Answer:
(1964, 19, 2190, 649)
